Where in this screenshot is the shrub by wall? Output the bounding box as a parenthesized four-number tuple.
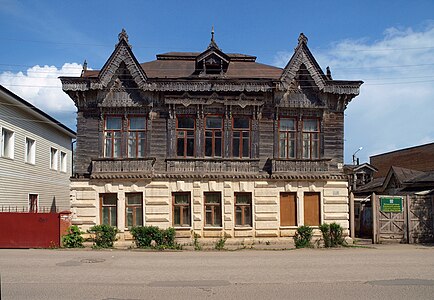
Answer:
(88, 224, 118, 248)
(131, 226, 177, 249)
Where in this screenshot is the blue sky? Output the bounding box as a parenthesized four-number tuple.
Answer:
(1, 0, 434, 163)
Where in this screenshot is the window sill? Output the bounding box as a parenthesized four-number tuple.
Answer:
(204, 226, 223, 230)
(25, 162, 35, 166)
(174, 227, 191, 230)
(1, 156, 14, 161)
(234, 226, 253, 230)
(279, 226, 298, 229)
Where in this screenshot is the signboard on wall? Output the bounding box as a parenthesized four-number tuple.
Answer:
(380, 197, 403, 213)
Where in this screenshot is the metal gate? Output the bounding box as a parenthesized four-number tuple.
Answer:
(0, 212, 72, 248)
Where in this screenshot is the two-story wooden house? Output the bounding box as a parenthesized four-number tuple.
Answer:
(60, 30, 362, 241)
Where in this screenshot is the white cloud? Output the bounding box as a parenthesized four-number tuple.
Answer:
(273, 24, 434, 164)
(0, 63, 82, 129)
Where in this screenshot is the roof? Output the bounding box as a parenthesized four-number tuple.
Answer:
(82, 52, 283, 80)
(0, 85, 76, 138)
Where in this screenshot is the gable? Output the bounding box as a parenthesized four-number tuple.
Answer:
(280, 33, 327, 91)
(98, 29, 147, 88)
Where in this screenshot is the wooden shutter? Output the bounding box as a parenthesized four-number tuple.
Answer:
(304, 192, 320, 226)
(280, 193, 297, 226)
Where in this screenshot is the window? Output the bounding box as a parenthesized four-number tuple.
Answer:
(128, 116, 146, 158)
(60, 151, 67, 172)
(50, 147, 58, 170)
(104, 116, 122, 158)
(302, 119, 320, 159)
(125, 193, 143, 228)
(205, 116, 223, 157)
(204, 192, 222, 227)
(235, 193, 252, 227)
(279, 118, 296, 158)
(173, 193, 191, 227)
(177, 116, 195, 157)
(1, 128, 14, 159)
(100, 193, 117, 226)
(304, 192, 320, 226)
(232, 117, 250, 158)
(29, 194, 38, 213)
(280, 193, 297, 226)
(25, 137, 35, 164)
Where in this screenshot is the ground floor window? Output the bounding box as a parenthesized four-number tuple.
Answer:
(173, 192, 191, 227)
(235, 193, 252, 227)
(280, 192, 297, 226)
(204, 192, 222, 227)
(100, 193, 117, 226)
(304, 192, 320, 226)
(125, 193, 143, 228)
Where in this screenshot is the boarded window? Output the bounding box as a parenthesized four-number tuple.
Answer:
(280, 193, 297, 226)
(100, 193, 117, 226)
(304, 192, 320, 226)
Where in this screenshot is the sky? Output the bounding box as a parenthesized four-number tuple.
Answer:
(0, 0, 433, 164)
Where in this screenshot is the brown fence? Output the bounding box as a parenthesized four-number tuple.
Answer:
(0, 211, 71, 248)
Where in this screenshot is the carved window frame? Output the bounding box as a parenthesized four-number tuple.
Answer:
(127, 115, 147, 158)
(176, 115, 196, 158)
(302, 117, 320, 159)
(103, 115, 123, 158)
(204, 115, 223, 158)
(232, 116, 251, 159)
(278, 117, 297, 159)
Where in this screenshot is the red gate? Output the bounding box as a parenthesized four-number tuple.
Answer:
(0, 212, 71, 248)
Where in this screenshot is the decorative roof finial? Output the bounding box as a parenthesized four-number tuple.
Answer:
(298, 33, 308, 45)
(326, 66, 332, 80)
(116, 28, 132, 48)
(81, 59, 87, 76)
(208, 26, 220, 50)
(118, 28, 129, 42)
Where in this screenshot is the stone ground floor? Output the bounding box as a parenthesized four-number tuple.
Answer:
(70, 177, 349, 242)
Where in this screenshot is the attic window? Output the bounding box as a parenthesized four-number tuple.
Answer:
(204, 54, 223, 74)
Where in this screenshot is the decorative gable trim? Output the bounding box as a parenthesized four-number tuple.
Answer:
(280, 33, 326, 91)
(98, 29, 147, 88)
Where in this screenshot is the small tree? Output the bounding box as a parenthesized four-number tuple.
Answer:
(319, 222, 345, 248)
(293, 225, 313, 248)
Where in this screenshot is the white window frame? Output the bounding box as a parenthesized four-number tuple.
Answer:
(25, 137, 36, 164)
(1, 127, 15, 159)
(60, 151, 67, 173)
(50, 147, 58, 170)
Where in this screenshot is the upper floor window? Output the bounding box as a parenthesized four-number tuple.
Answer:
(205, 116, 223, 157)
(176, 116, 195, 157)
(232, 117, 250, 158)
(60, 151, 67, 172)
(25, 137, 35, 164)
(1, 128, 14, 159)
(302, 119, 320, 159)
(50, 147, 58, 170)
(128, 117, 146, 158)
(279, 118, 296, 159)
(104, 116, 122, 158)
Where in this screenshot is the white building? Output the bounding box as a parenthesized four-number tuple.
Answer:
(0, 85, 76, 212)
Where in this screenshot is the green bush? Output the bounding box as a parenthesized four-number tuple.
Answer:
(319, 223, 332, 248)
(88, 224, 118, 248)
(62, 225, 84, 248)
(319, 222, 345, 247)
(131, 226, 177, 249)
(293, 225, 313, 248)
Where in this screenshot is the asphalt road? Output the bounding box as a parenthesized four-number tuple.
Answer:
(1, 244, 434, 299)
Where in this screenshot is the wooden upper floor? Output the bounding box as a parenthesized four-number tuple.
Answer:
(60, 30, 362, 179)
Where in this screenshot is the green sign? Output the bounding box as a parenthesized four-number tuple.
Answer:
(380, 197, 403, 213)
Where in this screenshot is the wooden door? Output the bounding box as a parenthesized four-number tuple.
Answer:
(304, 192, 320, 226)
(280, 193, 297, 226)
